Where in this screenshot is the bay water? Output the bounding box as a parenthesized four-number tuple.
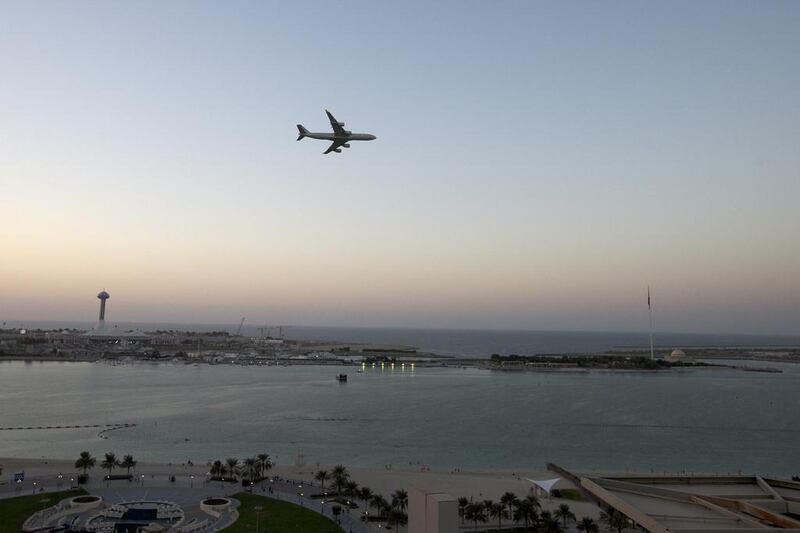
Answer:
(1, 360, 798, 476)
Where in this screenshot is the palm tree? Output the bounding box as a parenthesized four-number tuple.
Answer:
(540, 511, 565, 533)
(601, 509, 631, 533)
(370, 494, 389, 519)
(464, 502, 486, 531)
(457, 497, 469, 524)
(344, 480, 358, 498)
(256, 453, 272, 477)
(120, 454, 136, 475)
(331, 464, 349, 494)
(525, 493, 541, 511)
(482, 499, 495, 515)
(500, 492, 518, 524)
(387, 507, 408, 532)
(225, 457, 239, 480)
(513, 498, 537, 529)
(392, 489, 408, 512)
(577, 516, 599, 532)
(101, 452, 118, 478)
(241, 456, 259, 482)
(74, 451, 96, 476)
(358, 486, 373, 513)
(554, 503, 576, 528)
(488, 501, 505, 531)
(210, 459, 223, 478)
(315, 470, 329, 489)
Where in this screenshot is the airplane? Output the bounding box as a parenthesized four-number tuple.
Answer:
(296, 110, 376, 154)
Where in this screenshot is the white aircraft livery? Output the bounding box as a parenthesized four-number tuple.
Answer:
(297, 110, 377, 154)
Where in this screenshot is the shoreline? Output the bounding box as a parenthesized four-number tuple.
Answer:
(0, 456, 572, 502)
(0, 356, 789, 376)
(2, 456, 787, 487)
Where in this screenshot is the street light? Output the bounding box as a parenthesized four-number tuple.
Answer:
(32, 481, 37, 495)
(57, 474, 63, 488)
(140, 474, 145, 486)
(190, 475, 194, 488)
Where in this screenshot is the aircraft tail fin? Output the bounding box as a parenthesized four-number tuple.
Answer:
(296, 124, 309, 141)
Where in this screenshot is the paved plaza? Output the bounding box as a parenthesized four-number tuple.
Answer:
(4, 470, 372, 532)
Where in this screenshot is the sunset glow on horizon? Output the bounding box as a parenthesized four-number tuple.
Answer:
(1, 2, 798, 334)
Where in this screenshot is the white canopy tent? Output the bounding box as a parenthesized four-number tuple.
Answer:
(526, 478, 561, 497)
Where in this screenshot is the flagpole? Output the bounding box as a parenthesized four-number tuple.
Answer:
(648, 285, 654, 360)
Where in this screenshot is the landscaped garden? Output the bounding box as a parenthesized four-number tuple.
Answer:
(0, 489, 86, 532)
(223, 492, 343, 533)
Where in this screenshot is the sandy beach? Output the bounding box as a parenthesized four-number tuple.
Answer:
(0, 456, 601, 519)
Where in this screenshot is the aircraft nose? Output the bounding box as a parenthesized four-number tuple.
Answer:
(370, 134, 377, 140)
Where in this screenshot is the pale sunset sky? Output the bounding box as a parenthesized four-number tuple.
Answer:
(1, 1, 798, 333)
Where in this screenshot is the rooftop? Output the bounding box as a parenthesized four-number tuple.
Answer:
(577, 473, 800, 531)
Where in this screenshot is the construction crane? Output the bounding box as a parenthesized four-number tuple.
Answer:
(235, 317, 246, 336)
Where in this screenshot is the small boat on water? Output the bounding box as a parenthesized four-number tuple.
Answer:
(336, 374, 348, 382)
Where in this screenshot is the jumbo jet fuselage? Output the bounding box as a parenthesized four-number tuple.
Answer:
(302, 131, 376, 142)
(297, 110, 376, 154)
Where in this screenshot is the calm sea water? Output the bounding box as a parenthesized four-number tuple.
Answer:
(1, 360, 798, 476)
(6, 321, 800, 357)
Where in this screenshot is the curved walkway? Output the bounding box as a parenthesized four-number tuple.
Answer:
(243, 479, 372, 533)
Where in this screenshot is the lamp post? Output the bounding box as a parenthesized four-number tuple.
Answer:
(32, 481, 37, 495)
(57, 474, 63, 488)
(140, 474, 145, 486)
(254, 505, 263, 533)
(190, 475, 194, 488)
(16, 479, 21, 493)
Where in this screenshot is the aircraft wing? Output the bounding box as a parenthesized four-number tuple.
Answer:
(326, 110, 346, 135)
(323, 139, 345, 154)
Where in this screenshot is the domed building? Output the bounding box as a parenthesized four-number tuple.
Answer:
(665, 349, 687, 362)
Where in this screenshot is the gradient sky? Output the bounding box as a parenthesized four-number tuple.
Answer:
(1, 1, 798, 333)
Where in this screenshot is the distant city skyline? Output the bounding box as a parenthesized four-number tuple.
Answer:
(1, 1, 798, 334)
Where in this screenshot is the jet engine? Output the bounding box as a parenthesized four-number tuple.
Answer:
(342, 143, 350, 148)
(334, 148, 342, 153)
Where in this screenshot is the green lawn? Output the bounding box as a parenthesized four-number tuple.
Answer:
(223, 492, 344, 533)
(0, 489, 86, 533)
(556, 488, 585, 501)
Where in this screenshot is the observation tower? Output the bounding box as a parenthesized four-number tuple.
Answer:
(97, 290, 110, 330)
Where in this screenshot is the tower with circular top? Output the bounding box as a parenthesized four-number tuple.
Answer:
(97, 290, 110, 330)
